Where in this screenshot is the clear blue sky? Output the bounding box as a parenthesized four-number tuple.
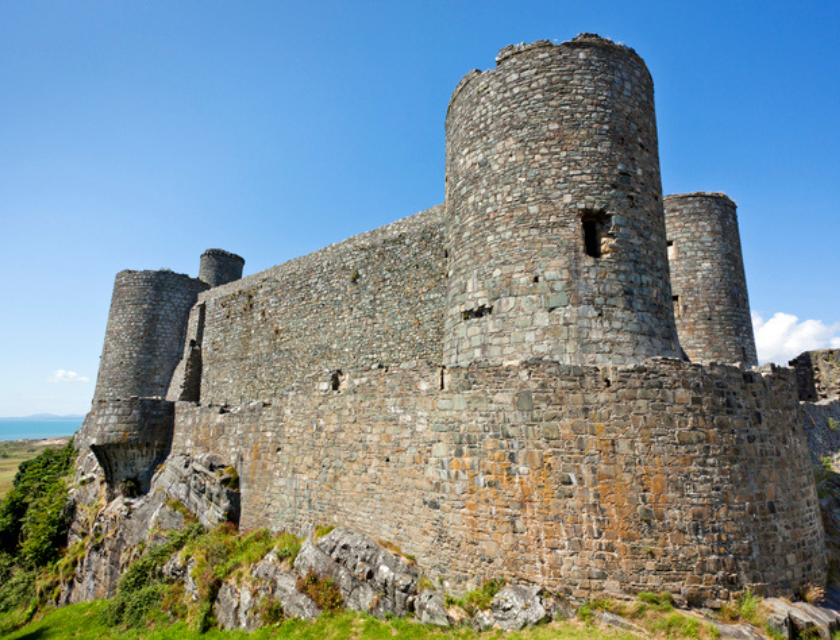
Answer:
(1, 0, 838, 416)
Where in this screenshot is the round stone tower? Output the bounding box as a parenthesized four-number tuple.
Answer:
(664, 192, 757, 365)
(199, 248, 245, 287)
(92, 270, 210, 401)
(444, 35, 681, 367)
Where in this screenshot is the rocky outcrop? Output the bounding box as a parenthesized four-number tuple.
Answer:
(414, 590, 451, 627)
(764, 597, 840, 639)
(293, 528, 420, 618)
(214, 553, 321, 630)
(152, 453, 240, 528)
(61, 490, 187, 604)
(472, 585, 553, 632)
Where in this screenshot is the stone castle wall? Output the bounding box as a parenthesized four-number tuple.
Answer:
(170, 358, 824, 602)
(790, 350, 840, 402)
(444, 36, 681, 367)
(92, 270, 209, 401)
(664, 193, 757, 366)
(180, 205, 446, 406)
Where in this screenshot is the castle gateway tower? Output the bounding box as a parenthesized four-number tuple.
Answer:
(444, 35, 681, 367)
(664, 193, 758, 366)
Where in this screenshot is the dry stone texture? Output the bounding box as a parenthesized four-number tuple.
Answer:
(664, 193, 757, 366)
(791, 350, 840, 401)
(171, 359, 825, 602)
(444, 36, 681, 367)
(93, 270, 209, 401)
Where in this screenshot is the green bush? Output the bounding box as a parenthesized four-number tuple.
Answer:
(102, 523, 203, 627)
(0, 440, 76, 566)
(296, 570, 343, 611)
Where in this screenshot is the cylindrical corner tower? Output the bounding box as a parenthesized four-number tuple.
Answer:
(664, 193, 757, 365)
(444, 35, 681, 367)
(199, 248, 245, 287)
(92, 270, 210, 401)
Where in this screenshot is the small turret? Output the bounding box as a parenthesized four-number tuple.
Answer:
(199, 249, 245, 287)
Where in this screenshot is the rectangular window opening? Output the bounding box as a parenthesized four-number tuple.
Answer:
(581, 210, 610, 259)
(583, 220, 601, 258)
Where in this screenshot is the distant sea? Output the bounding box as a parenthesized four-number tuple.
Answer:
(0, 418, 83, 442)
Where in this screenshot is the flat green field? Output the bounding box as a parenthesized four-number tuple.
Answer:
(0, 437, 71, 499)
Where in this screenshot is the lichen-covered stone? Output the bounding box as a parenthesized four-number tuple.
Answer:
(293, 528, 420, 617)
(414, 590, 451, 627)
(488, 585, 550, 631)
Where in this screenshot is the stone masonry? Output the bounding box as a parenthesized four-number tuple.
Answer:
(92, 270, 209, 401)
(78, 35, 825, 605)
(791, 350, 840, 402)
(664, 193, 757, 366)
(170, 359, 823, 602)
(445, 36, 681, 367)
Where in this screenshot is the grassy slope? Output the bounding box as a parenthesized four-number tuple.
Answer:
(0, 438, 71, 499)
(7, 602, 640, 640)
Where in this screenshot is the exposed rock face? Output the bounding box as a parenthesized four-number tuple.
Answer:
(293, 528, 420, 618)
(215, 553, 321, 630)
(61, 490, 186, 604)
(415, 590, 451, 627)
(152, 453, 240, 528)
(61, 451, 239, 604)
(488, 585, 552, 631)
(764, 597, 840, 640)
(472, 585, 553, 632)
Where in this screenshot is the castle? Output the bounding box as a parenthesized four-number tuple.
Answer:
(76, 35, 827, 605)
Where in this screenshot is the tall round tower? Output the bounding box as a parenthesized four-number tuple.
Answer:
(444, 35, 681, 367)
(199, 248, 245, 287)
(92, 270, 209, 401)
(664, 193, 757, 365)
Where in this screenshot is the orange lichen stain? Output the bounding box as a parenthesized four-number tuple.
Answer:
(651, 474, 666, 495)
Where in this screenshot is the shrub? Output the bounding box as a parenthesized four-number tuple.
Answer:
(259, 595, 285, 625)
(446, 578, 505, 615)
(0, 440, 76, 566)
(296, 570, 342, 611)
(101, 522, 202, 627)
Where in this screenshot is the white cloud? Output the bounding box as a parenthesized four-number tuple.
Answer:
(47, 369, 90, 384)
(752, 312, 840, 365)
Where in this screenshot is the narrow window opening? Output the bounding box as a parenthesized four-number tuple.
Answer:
(667, 240, 675, 261)
(672, 295, 681, 317)
(583, 219, 600, 258)
(533, 275, 540, 283)
(330, 370, 342, 391)
(581, 210, 610, 259)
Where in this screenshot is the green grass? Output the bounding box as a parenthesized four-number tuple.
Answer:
(445, 578, 506, 615)
(6, 601, 642, 640)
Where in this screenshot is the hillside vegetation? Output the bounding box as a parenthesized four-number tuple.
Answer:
(0, 437, 71, 498)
